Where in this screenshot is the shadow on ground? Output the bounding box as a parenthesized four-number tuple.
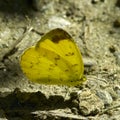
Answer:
(0, 88, 74, 119)
(0, 0, 35, 16)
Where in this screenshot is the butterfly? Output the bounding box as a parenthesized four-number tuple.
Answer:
(20, 28, 86, 86)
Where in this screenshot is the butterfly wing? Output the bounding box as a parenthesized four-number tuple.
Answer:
(20, 28, 85, 86)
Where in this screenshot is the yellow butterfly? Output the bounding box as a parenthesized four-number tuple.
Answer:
(20, 28, 86, 86)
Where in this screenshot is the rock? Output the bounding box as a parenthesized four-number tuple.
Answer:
(114, 85, 120, 97)
(78, 89, 104, 116)
(96, 89, 113, 106)
(48, 16, 71, 29)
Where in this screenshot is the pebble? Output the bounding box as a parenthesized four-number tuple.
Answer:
(114, 85, 120, 97)
(48, 16, 71, 29)
(96, 89, 113, 105)
(78, 89, 104, 116)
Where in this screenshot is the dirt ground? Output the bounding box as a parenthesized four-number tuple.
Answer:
(0, 0, 120, 119)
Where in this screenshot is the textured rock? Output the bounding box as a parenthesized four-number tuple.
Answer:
(78, 89, 104, 116)
(96, 89, 113, 105)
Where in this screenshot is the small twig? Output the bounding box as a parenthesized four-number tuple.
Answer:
(32, 110, 87, 120)
(99, 104, 120, 115)
(31, 29, 44, 36)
